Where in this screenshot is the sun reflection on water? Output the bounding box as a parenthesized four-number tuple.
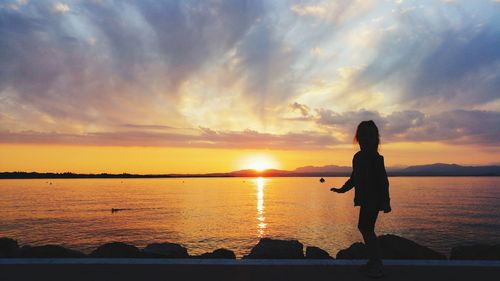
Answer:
(256, 177, 266, 237)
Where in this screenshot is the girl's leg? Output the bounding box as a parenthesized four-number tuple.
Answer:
(358, 207, 381, 263)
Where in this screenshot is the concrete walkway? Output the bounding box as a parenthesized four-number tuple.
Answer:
(2, 259, 499, 281)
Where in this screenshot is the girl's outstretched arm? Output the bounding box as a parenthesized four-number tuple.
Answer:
(331, 154, 356, 193)
(335, 171, 355, 193)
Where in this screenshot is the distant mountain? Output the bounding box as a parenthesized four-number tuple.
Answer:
(291, 163, 500, 176)
(1, 164, 499, 178)
(392, 163, 500, 176)
(200, 169, 294, 177)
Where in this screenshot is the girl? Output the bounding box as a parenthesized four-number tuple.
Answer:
(331, 120, 391, 278)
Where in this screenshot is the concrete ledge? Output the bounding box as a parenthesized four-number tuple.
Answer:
(1, 258, 500, 267)
(2, 259, 500, 281)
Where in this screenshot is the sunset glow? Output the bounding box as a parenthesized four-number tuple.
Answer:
(240, 154, 280, 172)
(0, 1, 499, 173)
(1, 2, 500, 273)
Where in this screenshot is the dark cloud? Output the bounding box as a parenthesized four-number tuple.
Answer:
(401, 110, 500, 145)
(314, 109, 500, 145)
(289, 102, 311, 117)
(316, 108, 385, 132)
(4, 108, 497, 147)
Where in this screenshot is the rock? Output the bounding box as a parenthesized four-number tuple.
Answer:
(91, 242, 143, 258)
(336, 242, 367, 259)
(450, 244, 500, 260)
(20, 245, 86, 258)
(305, 246, 334, 259)
(243, 238, 304, 259)
(379, 234, 446, 259)
(197, 248, 236, 259)
(0, 237, 19, 258)
(336, 235, 446, 260)
(142, 243, 189, 258)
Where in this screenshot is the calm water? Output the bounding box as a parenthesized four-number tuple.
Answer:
(1, 177, 499, 257)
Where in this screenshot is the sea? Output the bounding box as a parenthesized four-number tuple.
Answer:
(1, 177, 499, 257)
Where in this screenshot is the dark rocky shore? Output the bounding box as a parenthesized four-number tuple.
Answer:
(1, 235, 499, 260)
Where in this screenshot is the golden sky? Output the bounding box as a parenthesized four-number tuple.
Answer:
(1, 1, 499, 173)
(1, 143, 498, 174)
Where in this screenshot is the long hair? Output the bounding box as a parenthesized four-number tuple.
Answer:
(354, 120, 380, 152)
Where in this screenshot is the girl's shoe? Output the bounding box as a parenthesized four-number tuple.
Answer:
(365, 262, 384, 278)
(358, 260, 373, 273)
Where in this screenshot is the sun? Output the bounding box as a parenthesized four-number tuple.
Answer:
(252, 162, 269, 172)
(238, 154, 280, 172)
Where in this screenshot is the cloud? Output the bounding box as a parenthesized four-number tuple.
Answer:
(313, 108, 500, 145)
(1, 0, 499, 150)
(226, 18, 296, 114)
(289, 102, 311, 117)
(290, 3, 328, 18)
(3, 107, 497, 147)
(406, 28, 500, 106)
(0, 0, 267, 132)
(348, 3, 500, 109)
(0, 127, 339, 149)
(53, 3, 70, 14)
(289, 1, 375, 24)
(120, 124, 184, 131)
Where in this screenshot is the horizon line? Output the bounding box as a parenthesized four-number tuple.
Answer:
(1, 162, 500, 175)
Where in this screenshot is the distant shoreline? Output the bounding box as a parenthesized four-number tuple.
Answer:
(1, 173, 499, 179)
(1, 163, 499, 179)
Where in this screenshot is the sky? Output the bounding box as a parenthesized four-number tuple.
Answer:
(1, 0, 500, 173)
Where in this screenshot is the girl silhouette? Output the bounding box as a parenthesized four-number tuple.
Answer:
(331, 120, 391, 278)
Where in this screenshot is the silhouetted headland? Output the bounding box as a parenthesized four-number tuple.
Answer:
(1, 164, 499, 179)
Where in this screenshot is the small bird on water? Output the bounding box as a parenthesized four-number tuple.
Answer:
(111, 208, 130, 213)
(320, 178, 325, 183)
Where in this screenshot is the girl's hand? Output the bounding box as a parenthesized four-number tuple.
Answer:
(330, 187, 342, 193)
